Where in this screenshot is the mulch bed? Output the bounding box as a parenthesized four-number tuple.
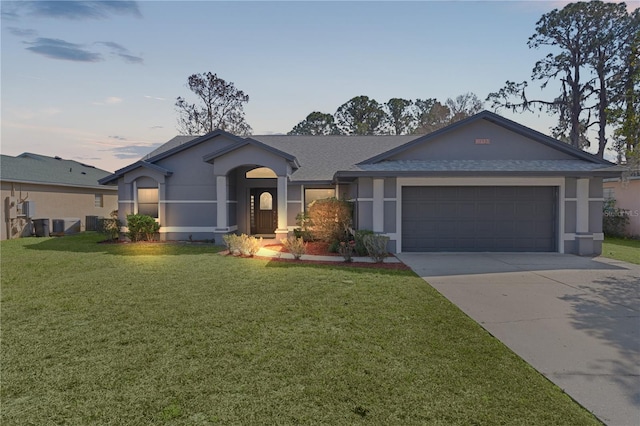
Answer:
(259, 242, 411, 270)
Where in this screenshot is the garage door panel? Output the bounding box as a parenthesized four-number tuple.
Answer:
(402, 186, 556, 252)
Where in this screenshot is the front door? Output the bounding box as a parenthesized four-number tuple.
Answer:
(251, 188, 277, 234)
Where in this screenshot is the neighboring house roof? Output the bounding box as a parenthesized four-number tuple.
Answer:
(1, 153, 116, 190)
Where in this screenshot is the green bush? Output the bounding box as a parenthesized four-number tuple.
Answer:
(98, 210, 121, 241)
(307, 198, 352, 242)
(603, 199, 630, 237)
(126, 214, 160, 242)
(353, 229, 374, 256)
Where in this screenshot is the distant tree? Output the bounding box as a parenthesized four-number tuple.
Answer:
(175, 72, 252, 136)
(610, 8, 640, 169)
(384, 98, 414, 135)
(445, 92, 484, 122)
(487, 1, 637, 158)
(334, 96, 387, 135)
(288, 111, 342, 135)
(412, 99, 451, 134)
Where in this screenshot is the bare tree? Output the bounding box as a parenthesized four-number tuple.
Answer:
(175, 72, 251, 136)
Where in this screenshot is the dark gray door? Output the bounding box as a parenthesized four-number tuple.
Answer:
(251, 188, 277, 234)
(402, 186, 556, 252)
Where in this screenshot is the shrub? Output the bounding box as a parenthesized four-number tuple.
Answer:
(223, 234, 262, 257)
(353, 229, 374, 256)
(126, 214, 160, 242)
(98, 210, 121, 241)
(307, 198, 352, 242)
(363, 234, 389, 263)
(603, 199, 630, 237)
(293, 212, 314, 241)
(223, 234, 240, 254)
(281, 236, 307, 260)
(338, 240, 356, 262)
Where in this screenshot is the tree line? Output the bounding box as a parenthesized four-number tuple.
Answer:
(175, 1, 638, 163)
(288, 93, 483, 136)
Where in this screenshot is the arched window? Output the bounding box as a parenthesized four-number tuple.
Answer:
(259, 191, 273, 210)
(246, 167, 277, 178)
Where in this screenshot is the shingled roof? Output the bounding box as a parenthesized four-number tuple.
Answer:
(0, 153, 116, 190)
(141, 134, 418, 182)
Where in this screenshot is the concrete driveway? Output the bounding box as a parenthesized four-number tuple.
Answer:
(397, 253, 640, 426)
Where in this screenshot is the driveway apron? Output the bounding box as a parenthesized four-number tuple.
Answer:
(397, 253, 640, 426)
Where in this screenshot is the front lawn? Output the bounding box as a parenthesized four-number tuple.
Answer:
(1, 233, 600, 425)
(601, 237, 640, 264)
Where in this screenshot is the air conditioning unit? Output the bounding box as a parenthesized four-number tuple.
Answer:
(51, 218, 81, 236)
(21, 201, 36, 218)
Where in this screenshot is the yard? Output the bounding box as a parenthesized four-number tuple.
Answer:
(1, 233, 600, 425)
(602, 237, 640, 265)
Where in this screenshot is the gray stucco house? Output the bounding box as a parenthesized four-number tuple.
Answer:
(100, 111, 619, 255)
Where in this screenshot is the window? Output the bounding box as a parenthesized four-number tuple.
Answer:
(604, 187, 615, 200)
(94, 194, 104, 208)
(259, 191, 273, 210)
(138, 188, 159, 218)
(305, 188, 335, 210)
(246, 167, 277, 178)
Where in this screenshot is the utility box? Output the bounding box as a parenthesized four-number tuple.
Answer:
(22, 201, 36, 218)
(5, 197, 17, 219)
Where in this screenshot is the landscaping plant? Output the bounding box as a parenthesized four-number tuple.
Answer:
(97, 210, 121, 241)
(281, 236, 307, 260)
(307, 198, 352, 242)
(125, 214, 160, 242)
(603, 199, 630, 237)
(338, 240, 356, 262)
(363, 233, 390, 263)
(223, 233, 262, 257)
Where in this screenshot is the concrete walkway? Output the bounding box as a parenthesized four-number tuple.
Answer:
(397, 253, 640, 426)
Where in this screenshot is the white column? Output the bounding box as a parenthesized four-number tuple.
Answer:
(158, 182, 166, 223)
(372, 178, 384, 233)
(216, 175, 227, 230)
(132, 180, 138, 214)
(276, 175, 288, 235)
(576, 178, 589, 233)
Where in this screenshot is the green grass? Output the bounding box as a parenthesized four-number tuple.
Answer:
(1, 233, 601, 425)
(602, 237, 640, 264)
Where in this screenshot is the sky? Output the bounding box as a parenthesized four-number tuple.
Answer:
(1, 0, 636, 173)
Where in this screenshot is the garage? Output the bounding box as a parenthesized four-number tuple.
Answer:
(401, 186, 556, 252)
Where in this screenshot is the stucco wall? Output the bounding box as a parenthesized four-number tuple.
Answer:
(390, 120, 577, 161)
(350, 175, 605, 255)
(603, 178, 640, 237)
(1, 181, 117, 240)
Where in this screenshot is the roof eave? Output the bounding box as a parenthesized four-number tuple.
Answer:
(334, 169, 623, 179)
(98, 161, 173, 185)
(2, 177, 118, 190)
(203, 138, 300, 170)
